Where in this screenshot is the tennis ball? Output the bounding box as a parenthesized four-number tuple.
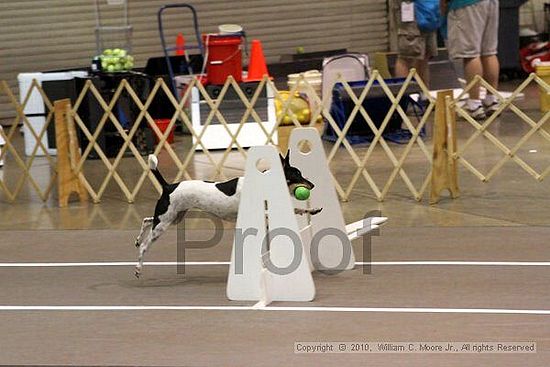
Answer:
(282, 115, 292, 125)
(294, 186, 310, 201)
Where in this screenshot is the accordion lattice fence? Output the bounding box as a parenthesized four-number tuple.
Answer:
(2, 71, 548, 204)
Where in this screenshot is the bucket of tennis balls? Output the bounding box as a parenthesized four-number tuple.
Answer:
(98, 48, 135, 73)
(274, 91, 311, 126)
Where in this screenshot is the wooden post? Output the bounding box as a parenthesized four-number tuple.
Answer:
(54, 99, 88, 207)
(430, 90, 459, 204)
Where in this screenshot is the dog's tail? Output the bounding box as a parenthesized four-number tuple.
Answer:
(148, 154, 168, 188)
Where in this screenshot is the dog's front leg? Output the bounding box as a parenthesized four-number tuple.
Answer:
(135, 220, 170, 278)
(135, 233, 153, 278)
(135, 217, 154, 247)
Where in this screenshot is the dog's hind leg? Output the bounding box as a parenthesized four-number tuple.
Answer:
(294, 207, 323, 216)
(173, 210, 188, 225)
(135, 219, 172, 278)
(135, 217, 154, 247)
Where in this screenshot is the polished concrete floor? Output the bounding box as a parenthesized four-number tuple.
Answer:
(0, 81, 549, 365)
(1, 227, 549, 366)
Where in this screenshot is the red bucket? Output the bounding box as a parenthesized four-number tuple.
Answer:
(203, 34, 242, 84)
(153, 119, 175, 144)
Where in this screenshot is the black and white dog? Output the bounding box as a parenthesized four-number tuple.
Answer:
(134, 152, 320, 277)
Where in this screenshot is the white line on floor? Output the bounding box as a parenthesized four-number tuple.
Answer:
(356, 261, 550, 266)
(0, 261, 228, 267)
(0, 305, 548, 315)
(0, 261, 549, 267)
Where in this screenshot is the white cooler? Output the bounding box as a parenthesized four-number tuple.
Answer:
(17, 71, 87, 156)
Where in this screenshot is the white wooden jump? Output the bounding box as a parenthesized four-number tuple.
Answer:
(227, 127, 387, 306)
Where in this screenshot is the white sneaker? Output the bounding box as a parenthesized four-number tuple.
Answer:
(466, 105, 486, 120)
(483, 101, 499, 117)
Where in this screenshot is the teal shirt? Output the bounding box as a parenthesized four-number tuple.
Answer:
(448, 0, 482, 10)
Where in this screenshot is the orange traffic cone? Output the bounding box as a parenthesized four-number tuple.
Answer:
(175, 33, 185, 56)
(246, 39, 270, 82)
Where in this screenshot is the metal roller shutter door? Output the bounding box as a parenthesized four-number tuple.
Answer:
(0, 0, 388, 119)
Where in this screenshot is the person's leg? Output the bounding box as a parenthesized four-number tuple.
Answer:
(480, 0, 500, 114)
(481, 55, 499, 90)
(480, 55, 499, 113)
(393, 17, 423, 142)
(397, 31, 434, 84)
(413, 57, 430, 107)
(395, 11, 423, 79)
(417, 58, 429, 87)
(463, 56, 486, 119)
(396, 57, 428, 83)
(464, 57, 483, 100)
(419, 31, 438, 90)
(395, 57, 413, 78)
(448, 2, 486, 119)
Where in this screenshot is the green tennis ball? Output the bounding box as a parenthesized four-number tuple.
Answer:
(294, 186, 310, 201)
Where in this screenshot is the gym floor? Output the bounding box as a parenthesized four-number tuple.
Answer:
(1, 81, 549, 365)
